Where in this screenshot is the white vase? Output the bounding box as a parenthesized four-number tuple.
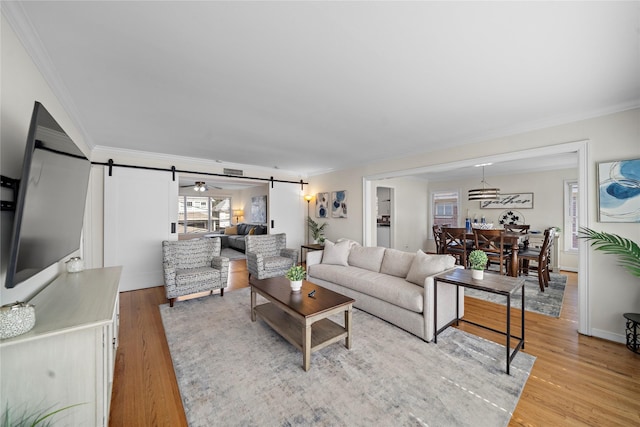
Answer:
(290, 280, 303, 292)
(471, 269, 484, 280)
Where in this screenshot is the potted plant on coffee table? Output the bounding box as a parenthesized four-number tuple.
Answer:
(468, 250, 489, 280)
(285, 265, 306, 292)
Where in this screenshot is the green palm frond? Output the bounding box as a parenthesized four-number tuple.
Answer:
(578, 227, 640, 278)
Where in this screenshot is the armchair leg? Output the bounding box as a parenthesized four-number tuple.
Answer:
(221, 288, 224, 297)
(169, 298, 176, 307)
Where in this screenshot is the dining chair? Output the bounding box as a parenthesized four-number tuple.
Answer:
(518, 228, 552, 291)
(441, 227, 472, 267)
(504, 224, 531, 250)
(433, 225, 443, 254)
(473, 229, 512, 275)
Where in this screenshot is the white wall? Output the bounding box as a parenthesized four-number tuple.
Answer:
(0, 15, 91, 303)
(310, 108, 640, 342)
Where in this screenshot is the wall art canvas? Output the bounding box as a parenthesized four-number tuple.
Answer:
(480, 193, 534, 209)
(315, 192, 329, 218)
(598, 158, 640, 222)
(331, 190, 347, 218)
(250, 195, 267, 223)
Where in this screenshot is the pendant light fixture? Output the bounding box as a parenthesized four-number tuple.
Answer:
(468, 164, 500, 201)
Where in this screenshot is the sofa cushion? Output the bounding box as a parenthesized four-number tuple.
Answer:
(175, 267, 220, 286)
(237, 223, 250, 235)
(224, 225, 238, 235)
(321, 240, 351, 266)
(348, 246, 386, 272)
(308, 264, 424, 313)
(380, 248, 416, 278)
(405, 250, 456, 286)
(254, 225, 267, 235)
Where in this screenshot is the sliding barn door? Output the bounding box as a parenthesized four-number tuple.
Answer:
(104, 168, 178, 291)
(268, 182, 305, 260)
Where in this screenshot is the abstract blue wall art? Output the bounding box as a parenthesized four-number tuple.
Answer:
(598, 158, 640, 222)
(251, 195, 267, 223)
(331, 190, 347, 218)
(315, 192, 329, 218)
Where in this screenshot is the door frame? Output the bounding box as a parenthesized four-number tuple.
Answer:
(362, 140, 590, 335)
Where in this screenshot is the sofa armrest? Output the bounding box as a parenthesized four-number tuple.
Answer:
(306, 250, 323, 268)
(422, 266, 465, 342)
(211, 256, 230, 287)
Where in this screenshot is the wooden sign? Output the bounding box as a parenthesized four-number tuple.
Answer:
(480, 193, 534, 209)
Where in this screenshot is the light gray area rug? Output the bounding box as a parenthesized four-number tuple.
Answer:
(221, 247, 246, 260)
(465, 272, 567, 317)
(160, 287, 535, 427)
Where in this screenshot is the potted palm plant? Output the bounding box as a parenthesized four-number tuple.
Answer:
(307, 216, 328, 244)
(468, 250, 489, 280)
(578, 227, 640, 278)
(285, 265, 306, 292)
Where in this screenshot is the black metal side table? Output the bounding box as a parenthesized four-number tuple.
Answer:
(623, 313, 640, 354)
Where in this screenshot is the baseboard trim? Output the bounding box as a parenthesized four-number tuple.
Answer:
(591, 328, 626, 344)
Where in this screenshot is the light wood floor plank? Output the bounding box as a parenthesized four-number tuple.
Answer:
(109, 262, 640, 426)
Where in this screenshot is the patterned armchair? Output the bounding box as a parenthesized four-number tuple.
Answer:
(245, 233, 299, 280)
(162, 238, 229, 307)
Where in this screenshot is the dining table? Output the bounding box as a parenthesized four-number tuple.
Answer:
(465, 231, 530, 277)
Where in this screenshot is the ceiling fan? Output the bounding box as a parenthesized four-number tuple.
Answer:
(179, 181, 223, 192)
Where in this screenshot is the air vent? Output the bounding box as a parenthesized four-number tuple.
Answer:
(223, 168, 244, 176)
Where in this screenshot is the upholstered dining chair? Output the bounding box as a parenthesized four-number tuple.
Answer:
(441, 227, 473, 267)
(162, 237, 229, 307)
(518, 228, 552, 291)
(245, 233, 299, 280)
(473, 229, 512, 275)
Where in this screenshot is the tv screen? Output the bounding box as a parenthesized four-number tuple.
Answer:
(5, 102, 91, 288)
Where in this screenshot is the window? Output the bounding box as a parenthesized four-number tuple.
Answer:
(178, 196, 232, 234)
(432, 191, 459, 232)
(564, 181, 579, 251)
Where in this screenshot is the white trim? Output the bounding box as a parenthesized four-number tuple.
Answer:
(363, 139, 590, 336)
(591, 328, 625, 345)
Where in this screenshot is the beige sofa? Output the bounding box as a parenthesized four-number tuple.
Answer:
(306, 240, 464, 342)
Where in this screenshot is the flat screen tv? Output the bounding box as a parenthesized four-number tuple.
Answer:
(5, 101, 91, 288)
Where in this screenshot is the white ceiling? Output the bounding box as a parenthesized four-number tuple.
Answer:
(4, 1, 639, 177)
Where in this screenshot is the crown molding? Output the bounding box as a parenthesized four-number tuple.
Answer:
(2, 2, 95, 148)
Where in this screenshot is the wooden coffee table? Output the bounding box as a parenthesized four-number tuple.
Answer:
(250, 276, 354, 371)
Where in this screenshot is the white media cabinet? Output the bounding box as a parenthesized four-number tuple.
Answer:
(0, 266, 121, 426)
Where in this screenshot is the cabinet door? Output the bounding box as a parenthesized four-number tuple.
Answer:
(104, 168, 178, 291)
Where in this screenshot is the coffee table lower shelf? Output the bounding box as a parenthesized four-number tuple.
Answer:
(254, 303, 349, 367)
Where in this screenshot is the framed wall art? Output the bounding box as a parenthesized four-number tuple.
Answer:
(315, 192, 329, 218)
(598, 158, 640, 222)
(250, 195, 267, 223)
(331, 190, 347, 218)
(480, 193, 534, 209)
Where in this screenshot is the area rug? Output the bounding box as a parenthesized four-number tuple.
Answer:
(221, 247, 246, 260)
(159, 288, 535, 427)
(465, 272, 567, 317)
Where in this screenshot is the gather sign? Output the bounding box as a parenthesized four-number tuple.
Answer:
(480, 193, 534, 209)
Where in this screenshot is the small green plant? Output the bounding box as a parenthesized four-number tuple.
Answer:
(285, 265, 306, 281)
(307, 216, 328, 241)
(2, 403, 84, 427)
(468, 250, 488, 271)
(578, 227, 640, 278)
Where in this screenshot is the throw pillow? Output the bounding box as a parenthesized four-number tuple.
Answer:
(405, 250, 456, 286)
(348, 246, 386, 272)
(321, 240, 350, 266)
(224, 226, 238, 235)
(248, 228, 255, 235)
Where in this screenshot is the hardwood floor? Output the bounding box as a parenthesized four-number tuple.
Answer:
(109, 262, 640, 426)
